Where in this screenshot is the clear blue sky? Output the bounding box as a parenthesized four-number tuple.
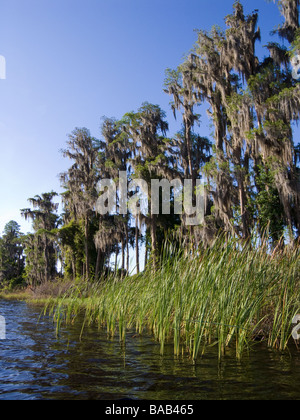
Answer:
(0, 0, 286, 234)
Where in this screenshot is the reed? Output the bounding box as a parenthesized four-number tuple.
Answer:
(44, 235, 300, 360)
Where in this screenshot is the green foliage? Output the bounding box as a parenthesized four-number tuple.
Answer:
(46, 234, 300, 360)
(8, 0, 300, 295)
(0, 221, 25, 288)
(21, 192, 60, 286)
(58, 220, 85, 280)
(254, 163, 285, 242)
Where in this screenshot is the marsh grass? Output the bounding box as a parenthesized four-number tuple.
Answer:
(45, 235, 300, 360)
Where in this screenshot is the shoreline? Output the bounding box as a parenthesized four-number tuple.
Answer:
(1, 284, 299, 361)
(0, 289, 33, 301)
(1, 237, 299, 362)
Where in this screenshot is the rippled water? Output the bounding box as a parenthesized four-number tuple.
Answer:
(0, 298, 300, 400)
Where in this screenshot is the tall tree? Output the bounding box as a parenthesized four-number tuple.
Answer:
(122, 102, 169, 266)
(164, 67, 200, 180)
(0, 221, 25, 288)
(21, 192, 59, 285)
(180, 0, 300, 244)
(60, 128, 100, 280)
(97, 117, 131, 277)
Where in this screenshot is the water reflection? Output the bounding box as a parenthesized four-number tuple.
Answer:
(0, 299, 300, 400)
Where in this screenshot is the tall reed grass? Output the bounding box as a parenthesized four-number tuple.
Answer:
(45, 235, 300, 360)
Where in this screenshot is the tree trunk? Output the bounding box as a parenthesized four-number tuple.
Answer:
(135, 217, 140, 274)
(185, 121, 193, 179)
(71, 255, 76, 282)
(126, 223, 129, 273)
(44, 235, 49, 283)
(144, 237, 148, 268)
(84, 217, 90, 280)
(121, 237, 125, 270)
(238, 175, 250, 239)
(150, 214, 157, 270)
(95, 248, 102, 281)
(115, 246, 119, 274)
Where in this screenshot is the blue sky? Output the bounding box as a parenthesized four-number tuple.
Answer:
(0, 0, 287, 234)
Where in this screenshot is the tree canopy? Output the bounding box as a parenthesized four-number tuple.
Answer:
(1, 0, 299, 287)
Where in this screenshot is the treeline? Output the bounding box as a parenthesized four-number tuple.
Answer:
(1, 0, 300, 288)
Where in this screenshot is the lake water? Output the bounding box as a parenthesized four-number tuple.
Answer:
(0, 298, 300, 400)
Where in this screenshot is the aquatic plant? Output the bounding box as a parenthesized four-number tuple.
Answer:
(45, 235, 300, 361)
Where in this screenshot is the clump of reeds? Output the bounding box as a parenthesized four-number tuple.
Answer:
(45, 234, 300, 360)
